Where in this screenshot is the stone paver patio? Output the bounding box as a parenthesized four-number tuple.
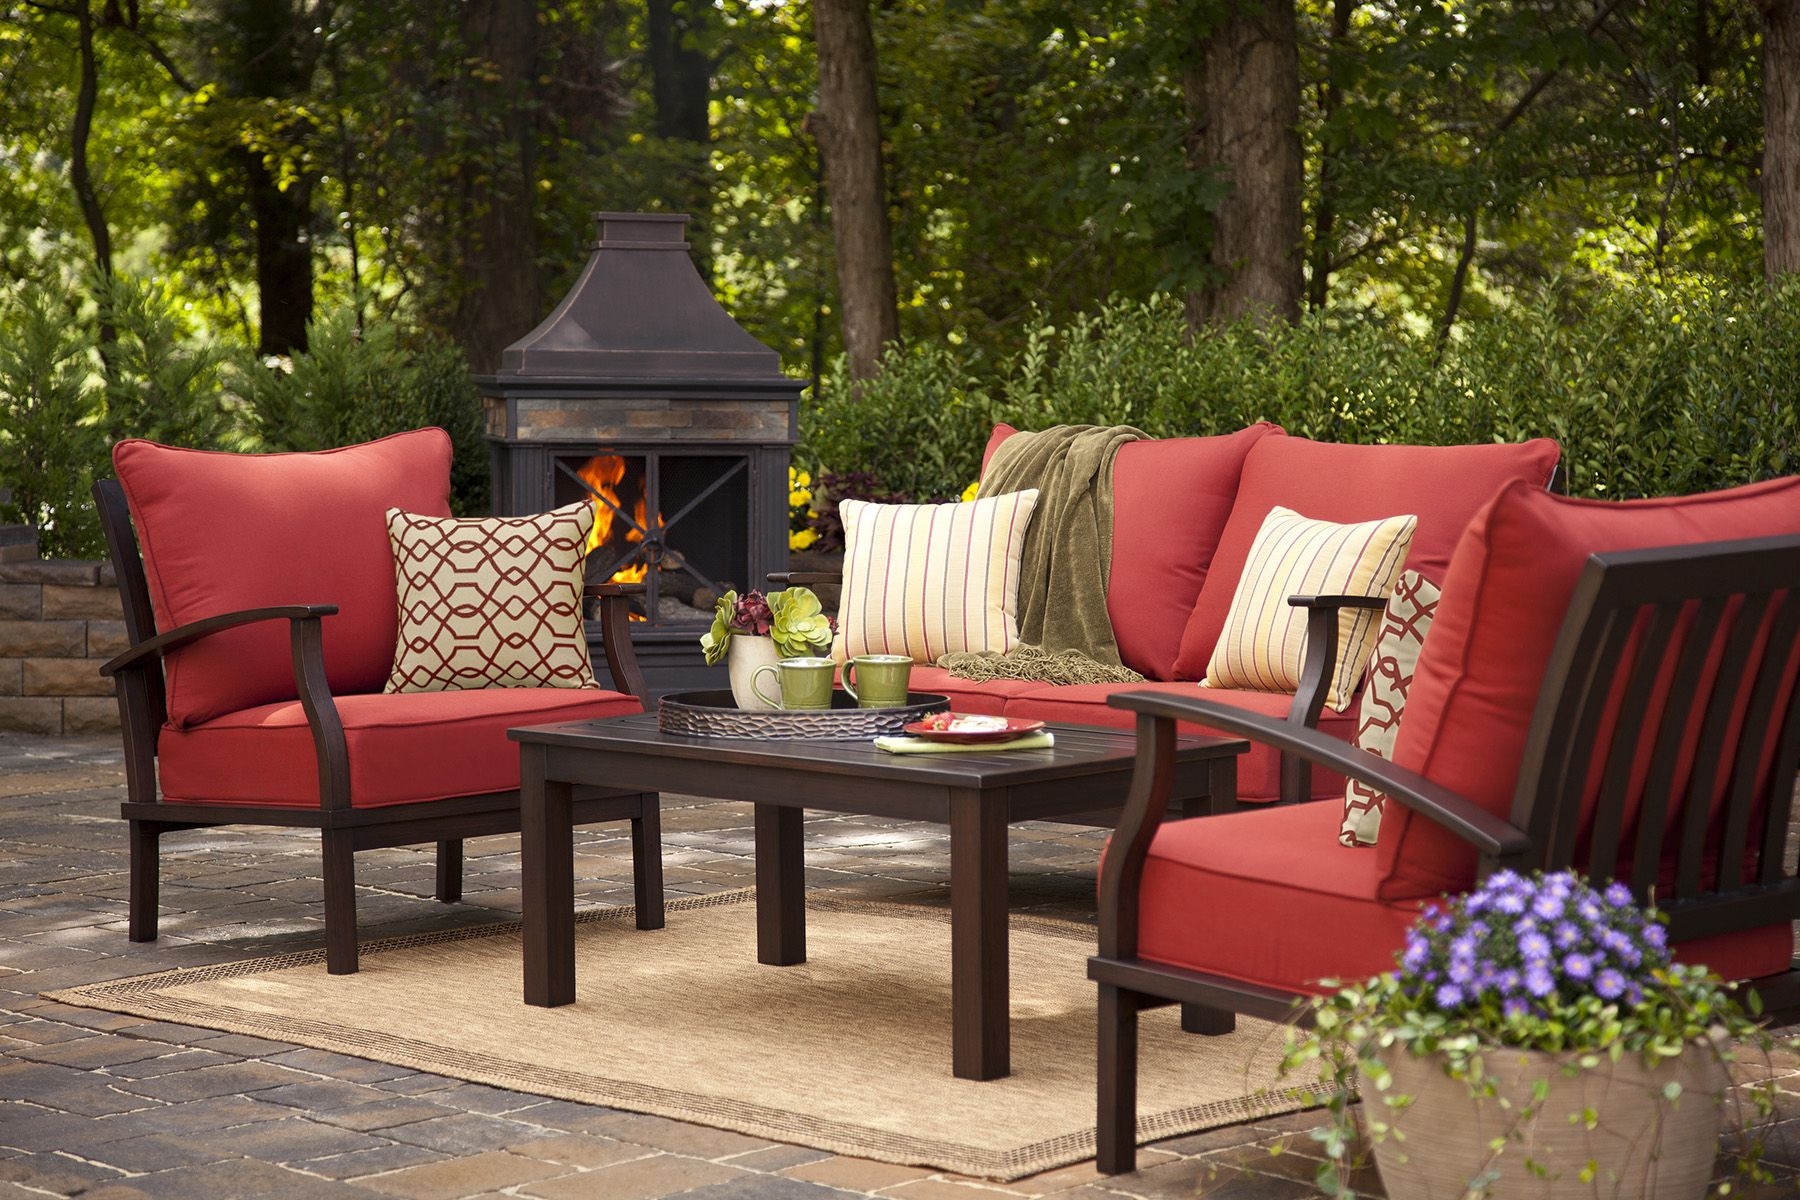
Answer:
(3, 732, 1798, 1199)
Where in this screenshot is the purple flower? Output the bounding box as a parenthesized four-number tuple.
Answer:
(1497, 968, 1521, 995)
(1577, 897, 1602, 922)
(1435, 983, 1465, 1009)
(1643, 923, 1668, 950)
(1553, 921, 1582, 949)
(1448, 959, 1475, 985)
(1525, 965, 1556, 997)
(1563, 953, 1594, 981)
(1532, 891, 1565, 920)
(1493, 890, 1527, 915)
(1519, 931, 1552, 961)
(1502, 997, 1531, 1021)
(1594, 968, 1627, 1000)
(1604, 881, 1634, 908)
(1401, 938, 1429, 973)
(1450, 933, 1477, 961)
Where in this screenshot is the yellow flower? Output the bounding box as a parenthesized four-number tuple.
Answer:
(789, 488, 813, 511)
(788, 527, 820, 551)
(960, 480, 980, 502)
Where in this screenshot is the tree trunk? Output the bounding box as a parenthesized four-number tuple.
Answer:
(449, 0, 542, 374)
(809, 0, 899, 382)
(215, 0, 320, 356)
(68, 0, 115, 351)
(1184, 0, 1304, 330)
(1764, 0, 1800, 281)
(647, 0, 713, 280)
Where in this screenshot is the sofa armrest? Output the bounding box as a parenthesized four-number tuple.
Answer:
(100, 605, 339, 677)
(1098, 690, 1534, 963)
(1277, 594, 1389, 803)
(582, 584, 649, 704)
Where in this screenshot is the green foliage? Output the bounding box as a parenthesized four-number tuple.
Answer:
(0, 280, 105, 558)
(797, 280, 1800, 504)
(232, 309, 489, 514)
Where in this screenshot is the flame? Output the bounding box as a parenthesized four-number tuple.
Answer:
(577, 455, 654, 606)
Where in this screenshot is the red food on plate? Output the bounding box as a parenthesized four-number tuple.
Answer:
(901, 714, 1046, 744)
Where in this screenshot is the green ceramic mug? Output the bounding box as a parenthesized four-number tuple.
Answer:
(841, 654, 913, 709)
(750, 656, 836, 711)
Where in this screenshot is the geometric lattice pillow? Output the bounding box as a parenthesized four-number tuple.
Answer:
(384, 501, 598, 693)
(1340, 570, 1440, 847)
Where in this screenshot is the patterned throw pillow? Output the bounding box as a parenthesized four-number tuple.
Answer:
(1201, 506, 1416, 711)
(385, 502, 598, 693)
(835, 490, 1041, 664)
(1340, 570, 1441, 847)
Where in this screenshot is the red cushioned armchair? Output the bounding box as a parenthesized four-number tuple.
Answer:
(1089, 477, 1800, 1174)
(94, 430, 661, 975)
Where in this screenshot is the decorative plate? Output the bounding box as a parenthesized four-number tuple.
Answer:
(900, 714, 1047, 744)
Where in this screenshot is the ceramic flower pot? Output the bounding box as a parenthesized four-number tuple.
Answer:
(1367, 1042, 1727, 1200)
(726, 635, 783, 710)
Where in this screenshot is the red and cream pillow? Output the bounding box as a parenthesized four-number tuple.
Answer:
(1339, 570, 1440, 847)
(835, 491, 1040, 663)
(385, 501, 598, 693)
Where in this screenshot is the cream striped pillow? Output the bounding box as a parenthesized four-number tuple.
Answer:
(836, 491, 1040, 664)
(1201, 506, 1416, 711)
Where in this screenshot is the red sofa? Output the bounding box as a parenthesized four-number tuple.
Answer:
(901, 423, 1562, 803)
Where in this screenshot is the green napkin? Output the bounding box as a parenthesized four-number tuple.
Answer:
(873, 731, 1056, 755)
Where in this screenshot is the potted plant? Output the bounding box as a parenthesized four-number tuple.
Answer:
(701, 587, 835, 710)
(1284, 869, 1784, 1199)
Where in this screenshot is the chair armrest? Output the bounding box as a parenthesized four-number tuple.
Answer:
(100, 605, 339, 677)
(1107, 689, 1534, 861)
(582, 584, 649, 703)
(1276, 593, 1390, 803)
(766, 571, 842, 587)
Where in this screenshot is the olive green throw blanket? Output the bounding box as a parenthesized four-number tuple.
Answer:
(938, 424, 1147, 684)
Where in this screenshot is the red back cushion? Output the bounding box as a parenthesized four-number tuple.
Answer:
(978, 422, 1283, 679)
(1171, 436, 1561, 680)
(1376, 476, 1800, 901)
(114, 430, 454, 727)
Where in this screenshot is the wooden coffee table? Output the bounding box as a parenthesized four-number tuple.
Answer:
(509, 714, 1243, 1080)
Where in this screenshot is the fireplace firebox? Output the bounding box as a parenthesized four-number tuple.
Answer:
(480, 213, 803, 696)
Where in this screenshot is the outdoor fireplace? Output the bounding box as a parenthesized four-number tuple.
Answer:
(481, 212, 803, 696)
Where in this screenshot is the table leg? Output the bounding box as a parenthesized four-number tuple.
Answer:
(755, 803, 806, 966)
(521, 744, 575, 1007)
(950, 789, 1009, 1080)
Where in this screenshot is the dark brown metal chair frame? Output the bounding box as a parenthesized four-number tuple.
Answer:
(1090, 534, 1800, 1174)
(93, 478, 665, 977)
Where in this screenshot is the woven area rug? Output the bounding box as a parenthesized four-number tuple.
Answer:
(47, 891, 1314, 1179)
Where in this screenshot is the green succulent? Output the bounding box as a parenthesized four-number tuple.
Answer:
(767, 588, 834, 658)
(699, 590, 739, 666)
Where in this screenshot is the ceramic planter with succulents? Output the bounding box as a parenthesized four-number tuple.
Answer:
(1283, 870, 1785, 1200)
(700, 587, 836, 711)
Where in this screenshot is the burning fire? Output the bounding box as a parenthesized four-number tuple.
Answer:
(577, 455, 652, 595)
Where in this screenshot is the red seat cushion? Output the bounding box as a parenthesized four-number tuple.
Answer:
(158, 688, 641, 808)
(901, 666, 1043, 715)
(1003, 681, 1353, 804)
(979, 423, 1283, 680)
(1380, 475, 1800, 903)
(1171, 436, 1561, 681)
(1136, 801, 1793, 995)
(114, 431, 454, 728)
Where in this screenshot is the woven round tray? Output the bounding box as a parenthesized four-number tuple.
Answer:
(657, 690, 950, 741)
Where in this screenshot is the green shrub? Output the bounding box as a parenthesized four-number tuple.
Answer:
(796, 279, 1800, 504)
(0, 280, 106, 558)
(231, 308, 490, 515)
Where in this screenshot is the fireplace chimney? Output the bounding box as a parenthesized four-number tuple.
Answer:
(481, 213, 804, 696)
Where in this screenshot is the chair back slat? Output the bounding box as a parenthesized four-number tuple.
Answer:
(1584, 602, 1679, 883)
(1540, 609, 1634, 871)
(1514, 535, 1800, 931)
(1630, 597, 1725, 899)
(1717, 597, 1800, 893)
(1673, 592, 1770, 901)
(1760, 656, 1800, 886)
(92, 479, 165, 734)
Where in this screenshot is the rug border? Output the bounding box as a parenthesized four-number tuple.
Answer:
(44, 890, 1318, 1181)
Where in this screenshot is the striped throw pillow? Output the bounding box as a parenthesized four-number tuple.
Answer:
(1201, 506, 1416, 711)
(836, 491, 1040, 664)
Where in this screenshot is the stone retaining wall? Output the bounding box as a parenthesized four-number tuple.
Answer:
(0, 560, 124, 735)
